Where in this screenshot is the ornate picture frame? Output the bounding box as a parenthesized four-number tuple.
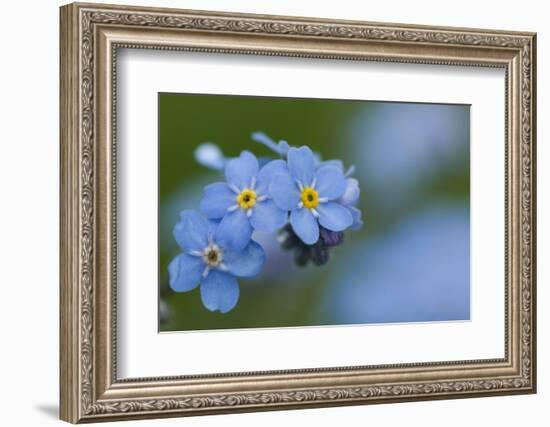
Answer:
(60, 2, 536, 423)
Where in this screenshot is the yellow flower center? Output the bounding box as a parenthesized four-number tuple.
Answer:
(301, 187, 319, 209)
(236, 188, 257, 209)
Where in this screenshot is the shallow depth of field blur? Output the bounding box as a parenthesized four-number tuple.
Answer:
(159, 93, 470, 332)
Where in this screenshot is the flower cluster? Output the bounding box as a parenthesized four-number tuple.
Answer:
(168, 132, 363, 313)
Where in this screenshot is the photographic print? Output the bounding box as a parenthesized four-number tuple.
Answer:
(60, 5, 536, 421)
(159, 93, 470, 332)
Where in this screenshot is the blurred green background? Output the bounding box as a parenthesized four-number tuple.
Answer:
(159, 93, 470, 332)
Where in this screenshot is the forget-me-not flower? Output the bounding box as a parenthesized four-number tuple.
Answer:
(169, 210, 265, 313)
(269, 146, 353, 245)
(313, 158, 363, 231)
(200, 150, 288, 251)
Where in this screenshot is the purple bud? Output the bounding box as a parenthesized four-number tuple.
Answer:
(320, 227, 344, 247)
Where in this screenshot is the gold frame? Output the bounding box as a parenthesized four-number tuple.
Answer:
(60, 2, 537, 423)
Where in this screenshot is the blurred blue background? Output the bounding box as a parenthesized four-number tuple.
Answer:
(159, 94, 470, 331)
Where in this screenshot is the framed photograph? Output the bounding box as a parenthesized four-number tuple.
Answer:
(60, 2, 537, 423)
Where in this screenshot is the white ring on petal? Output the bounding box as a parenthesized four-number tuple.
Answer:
(218, 263, 229, 271)
(311, 177, 317, 189)
(189, 250, 202, 257)
(202, 266, 210, 278)
(246, 208, 253, 217)
(250, 176, 256, 190)
(228, 184, 241, 194)
(311, 208, 320, 218)
(227, 204, 239, 212)
(298, 201, 304, 209)
(318, 197, 329, 203)
(257, 195, 268, 202)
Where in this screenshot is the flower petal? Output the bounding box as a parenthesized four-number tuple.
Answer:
(223, 240, 266, 278)
(168, 253, 203, 292)
(339, 178, 360, 206)
(255, 159, 288, 195)
(317, 159, 344, 172)
(287, 146, 316, 186)
(173, 210, 210, 251)
(269, 172, 300, 210)
(250, 199, 288, 232)
(315, 166, 347, 199)
(224, 150, 259, 190)
(348, 206, 364, 230)
(290, 208, 319, 245)
(215, 208, 253, 251)
(200, 182, 237, 219)
(316, 202, 353, 231)
(200, 270, 240, 313)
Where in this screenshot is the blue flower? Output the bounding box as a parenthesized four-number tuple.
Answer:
(269, 146, 353, 245)
(200, 150, 288, 251)
(168, 210, 265, 313)
(315, 159, 363, 231)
